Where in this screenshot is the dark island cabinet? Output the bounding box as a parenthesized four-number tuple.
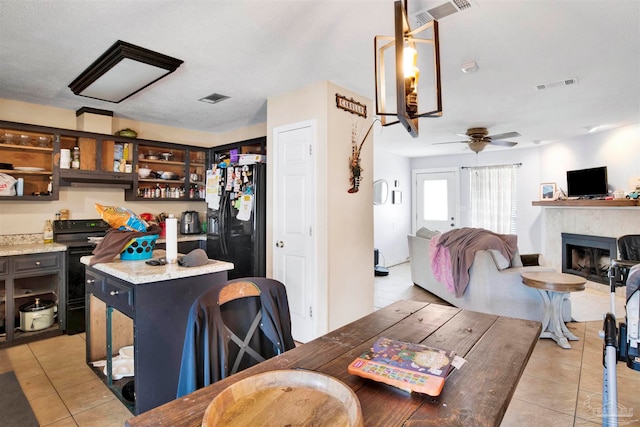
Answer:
(85, 266, 228, 414)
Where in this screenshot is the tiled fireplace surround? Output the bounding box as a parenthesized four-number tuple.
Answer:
(543, 207, 638, 294)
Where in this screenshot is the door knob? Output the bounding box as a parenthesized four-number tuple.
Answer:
(110, 290, 119, 296)
(275, 241, 284, 248)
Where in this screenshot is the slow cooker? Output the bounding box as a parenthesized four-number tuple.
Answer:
(19, 298, 56, 331)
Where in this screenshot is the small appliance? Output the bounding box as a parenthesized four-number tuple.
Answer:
(180, 211, 201, 234)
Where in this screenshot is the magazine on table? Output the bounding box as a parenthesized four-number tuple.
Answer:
(348, 336, 462, 396)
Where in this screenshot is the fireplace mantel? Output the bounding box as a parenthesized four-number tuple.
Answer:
(533, 199, 638, 207)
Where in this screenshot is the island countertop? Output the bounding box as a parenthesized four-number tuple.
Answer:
(81, 249, 233, 284)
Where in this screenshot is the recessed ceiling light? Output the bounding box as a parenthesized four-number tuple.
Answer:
(199, 93, 230, 104)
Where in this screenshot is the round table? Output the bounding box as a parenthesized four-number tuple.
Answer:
(521, 271, 586, 349)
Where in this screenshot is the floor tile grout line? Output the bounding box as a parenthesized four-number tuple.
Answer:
(27, 340, 77, 426)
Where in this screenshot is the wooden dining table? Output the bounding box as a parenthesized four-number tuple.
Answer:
(126, 300, 542, 427)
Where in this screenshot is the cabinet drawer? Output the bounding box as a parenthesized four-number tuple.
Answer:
(86, 271, 106, 296)
(13, 253, 60, 273)
(104, 280, 134, 317)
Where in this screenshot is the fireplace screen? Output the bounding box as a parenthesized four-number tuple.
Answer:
(561, 233, 617, 284)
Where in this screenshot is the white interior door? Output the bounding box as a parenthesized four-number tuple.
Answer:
(413, 169, 459, 233)
(273, 121, 316, 343)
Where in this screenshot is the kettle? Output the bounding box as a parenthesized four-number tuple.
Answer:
(180, 211, 201, 235)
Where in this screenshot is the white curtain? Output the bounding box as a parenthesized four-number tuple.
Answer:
(469, 165, 517, 234)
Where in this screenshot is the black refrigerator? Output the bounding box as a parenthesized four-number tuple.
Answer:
(206, 162, 266, 279)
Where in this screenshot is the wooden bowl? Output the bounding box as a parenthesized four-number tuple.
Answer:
(202, 370, 363, 427)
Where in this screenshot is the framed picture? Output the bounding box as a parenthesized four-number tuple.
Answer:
(540, 182, 557, 200)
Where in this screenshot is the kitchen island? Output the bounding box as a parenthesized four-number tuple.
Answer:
(81, 250, 233, 414)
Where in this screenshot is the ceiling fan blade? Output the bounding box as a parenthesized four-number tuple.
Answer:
(432, 140, 469, 145)
(487, 131, 520, 140)
(489, 140, 518, 147)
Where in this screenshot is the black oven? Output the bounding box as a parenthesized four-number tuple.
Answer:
(53, 219, 110, 334)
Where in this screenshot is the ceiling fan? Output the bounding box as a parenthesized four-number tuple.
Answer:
(436, 127, 521, 153)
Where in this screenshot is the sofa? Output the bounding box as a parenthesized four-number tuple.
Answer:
(408, 230, 571, 322)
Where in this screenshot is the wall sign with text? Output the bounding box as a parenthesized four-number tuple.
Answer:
(336, 94, 367, 118)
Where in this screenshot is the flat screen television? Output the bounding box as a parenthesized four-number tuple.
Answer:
(566, 166, 608, 198)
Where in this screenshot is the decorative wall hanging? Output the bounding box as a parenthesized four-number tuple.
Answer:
(336, 93, 367, 118)
(348, 117, 377, 193)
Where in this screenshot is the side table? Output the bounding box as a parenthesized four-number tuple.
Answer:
(521, 271, 586, 349)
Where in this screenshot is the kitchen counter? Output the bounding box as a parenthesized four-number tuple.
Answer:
(0, 233, 206, 258)
(0, 242, 67, 257)
(81, 249, 233, 284)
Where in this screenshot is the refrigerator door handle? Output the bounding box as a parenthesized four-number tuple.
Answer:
(220, 194, 228, 255)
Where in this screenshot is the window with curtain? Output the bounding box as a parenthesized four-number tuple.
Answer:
(469, 164, 517, 234)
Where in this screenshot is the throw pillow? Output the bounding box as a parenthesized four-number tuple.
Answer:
(416, 227, 439, 239)
(511, 249, 523, 267)
(488, 249, 510, 270)
(520, 254, 540, 267)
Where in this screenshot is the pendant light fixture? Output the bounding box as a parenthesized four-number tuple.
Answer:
(375, 1, 442, 137)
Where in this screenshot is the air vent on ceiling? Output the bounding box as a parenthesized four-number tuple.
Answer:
(199, 93, 230, 104)
(409, 0, 476, 27)
(533, 77, 579, 92)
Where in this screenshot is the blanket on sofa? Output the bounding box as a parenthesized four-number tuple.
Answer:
(431, 228, 518, 298)
(429, 233, 455, 295)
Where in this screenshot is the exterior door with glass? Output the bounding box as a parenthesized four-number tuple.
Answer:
(413, 169, 459, 233)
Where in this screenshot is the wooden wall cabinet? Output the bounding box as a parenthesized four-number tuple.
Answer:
(0, 120, 209, 200)
(0, 123, 57, 200)
(58, 133, 135, 188)
(125, 143, 207, 201)
(210, 136, 265, 164)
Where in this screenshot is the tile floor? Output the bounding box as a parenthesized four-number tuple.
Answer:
(0, 262, 638, 426)
(376, 263, 640, 427)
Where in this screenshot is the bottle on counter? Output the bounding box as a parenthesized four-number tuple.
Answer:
(44, 220, 53, 243)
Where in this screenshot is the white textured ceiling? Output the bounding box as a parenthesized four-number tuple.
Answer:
(0, 0, 638, 157)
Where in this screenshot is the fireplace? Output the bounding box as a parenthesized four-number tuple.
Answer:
(561, 233, 617, 284)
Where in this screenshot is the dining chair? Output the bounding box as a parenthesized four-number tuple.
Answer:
(176, 277, 296, 397)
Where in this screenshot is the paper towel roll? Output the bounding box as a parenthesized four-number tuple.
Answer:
(165, 214, 178, 264)
(60, 149, 71, 169)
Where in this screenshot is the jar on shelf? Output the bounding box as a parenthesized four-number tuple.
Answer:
(71, 146, 80, 169)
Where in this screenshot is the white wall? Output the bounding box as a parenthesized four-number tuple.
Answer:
(539, 124, 640, 193)
(373, 123, 640, 257)
(373, 149, 411, 267)
(267, 81, 374, 335)
(408, 145, 544, 253)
